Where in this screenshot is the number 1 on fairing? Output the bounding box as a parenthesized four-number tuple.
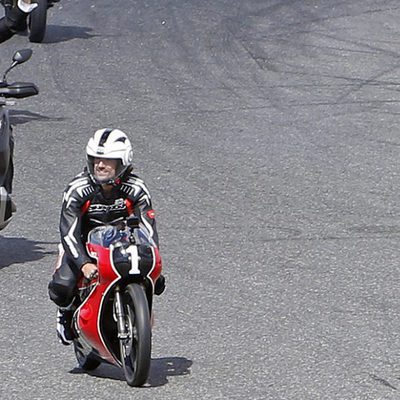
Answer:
(127, 245, 140, 275)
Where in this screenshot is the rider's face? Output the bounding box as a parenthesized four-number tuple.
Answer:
(94, 158, 118, 181)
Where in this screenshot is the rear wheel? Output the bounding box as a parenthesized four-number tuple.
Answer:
(73, 341, 101, 371)
(28, 0, 47, 43)
(119, 283, 151, 386)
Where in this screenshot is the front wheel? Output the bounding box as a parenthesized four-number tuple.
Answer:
(119, 283, 151, 387)
(28, 0, 47, 43)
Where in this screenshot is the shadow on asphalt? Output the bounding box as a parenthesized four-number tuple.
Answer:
(9, 110, 67, 126)
(0, 236, 57, 269)
(43, 25, 98, 43)
(70, 356, 193, 387)
(148, 357, 193, 387)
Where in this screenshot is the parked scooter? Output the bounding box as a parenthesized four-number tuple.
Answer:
(0, 49, 38, 230)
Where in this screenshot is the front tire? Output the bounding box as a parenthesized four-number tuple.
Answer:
(120, 283, 151, 387)
(28, 0, 47, 43)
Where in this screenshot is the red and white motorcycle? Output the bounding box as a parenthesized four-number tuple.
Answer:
(71, 216, 162, 386)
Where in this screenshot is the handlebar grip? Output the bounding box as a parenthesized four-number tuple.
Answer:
(0, 82, 38, 99)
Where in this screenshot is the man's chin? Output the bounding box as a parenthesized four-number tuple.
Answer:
(94, 174, 115, 184)
(95, 174, 113, 181)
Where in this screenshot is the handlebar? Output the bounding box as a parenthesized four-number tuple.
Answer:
(0, 82, 39, 99)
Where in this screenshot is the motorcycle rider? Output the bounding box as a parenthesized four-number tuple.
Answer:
(0, 0, 38, 43)
(48, 128, 166, 345)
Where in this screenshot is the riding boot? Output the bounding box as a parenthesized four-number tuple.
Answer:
(56, 301, 76, 346)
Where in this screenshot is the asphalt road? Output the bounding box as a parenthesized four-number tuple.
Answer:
(1, 0, 400, 399)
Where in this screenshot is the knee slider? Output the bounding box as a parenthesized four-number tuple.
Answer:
(48, 281, 76, 308)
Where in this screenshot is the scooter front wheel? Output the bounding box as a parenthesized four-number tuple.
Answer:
(120, 283, 151, 387)
(28, 0, 47, 43)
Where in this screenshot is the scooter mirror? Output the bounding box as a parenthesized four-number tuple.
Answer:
(13, 49, 33, 64)
(2, 49, 33, 83)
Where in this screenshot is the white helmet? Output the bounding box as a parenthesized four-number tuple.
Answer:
(86, 128, 133, 184)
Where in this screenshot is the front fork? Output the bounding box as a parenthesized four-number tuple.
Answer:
(114, 286, 129, 340)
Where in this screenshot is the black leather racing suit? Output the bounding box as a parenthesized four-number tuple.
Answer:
(48, 168, 160, 307)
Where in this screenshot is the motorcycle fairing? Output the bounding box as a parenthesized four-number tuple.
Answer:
(75, 244, 121, 365)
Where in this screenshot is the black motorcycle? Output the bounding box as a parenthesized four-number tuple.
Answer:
(0, 49, 38, 230)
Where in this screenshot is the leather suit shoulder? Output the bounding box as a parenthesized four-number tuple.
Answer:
(63, 172, 96, 206)
(120, 173, 151, 199)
